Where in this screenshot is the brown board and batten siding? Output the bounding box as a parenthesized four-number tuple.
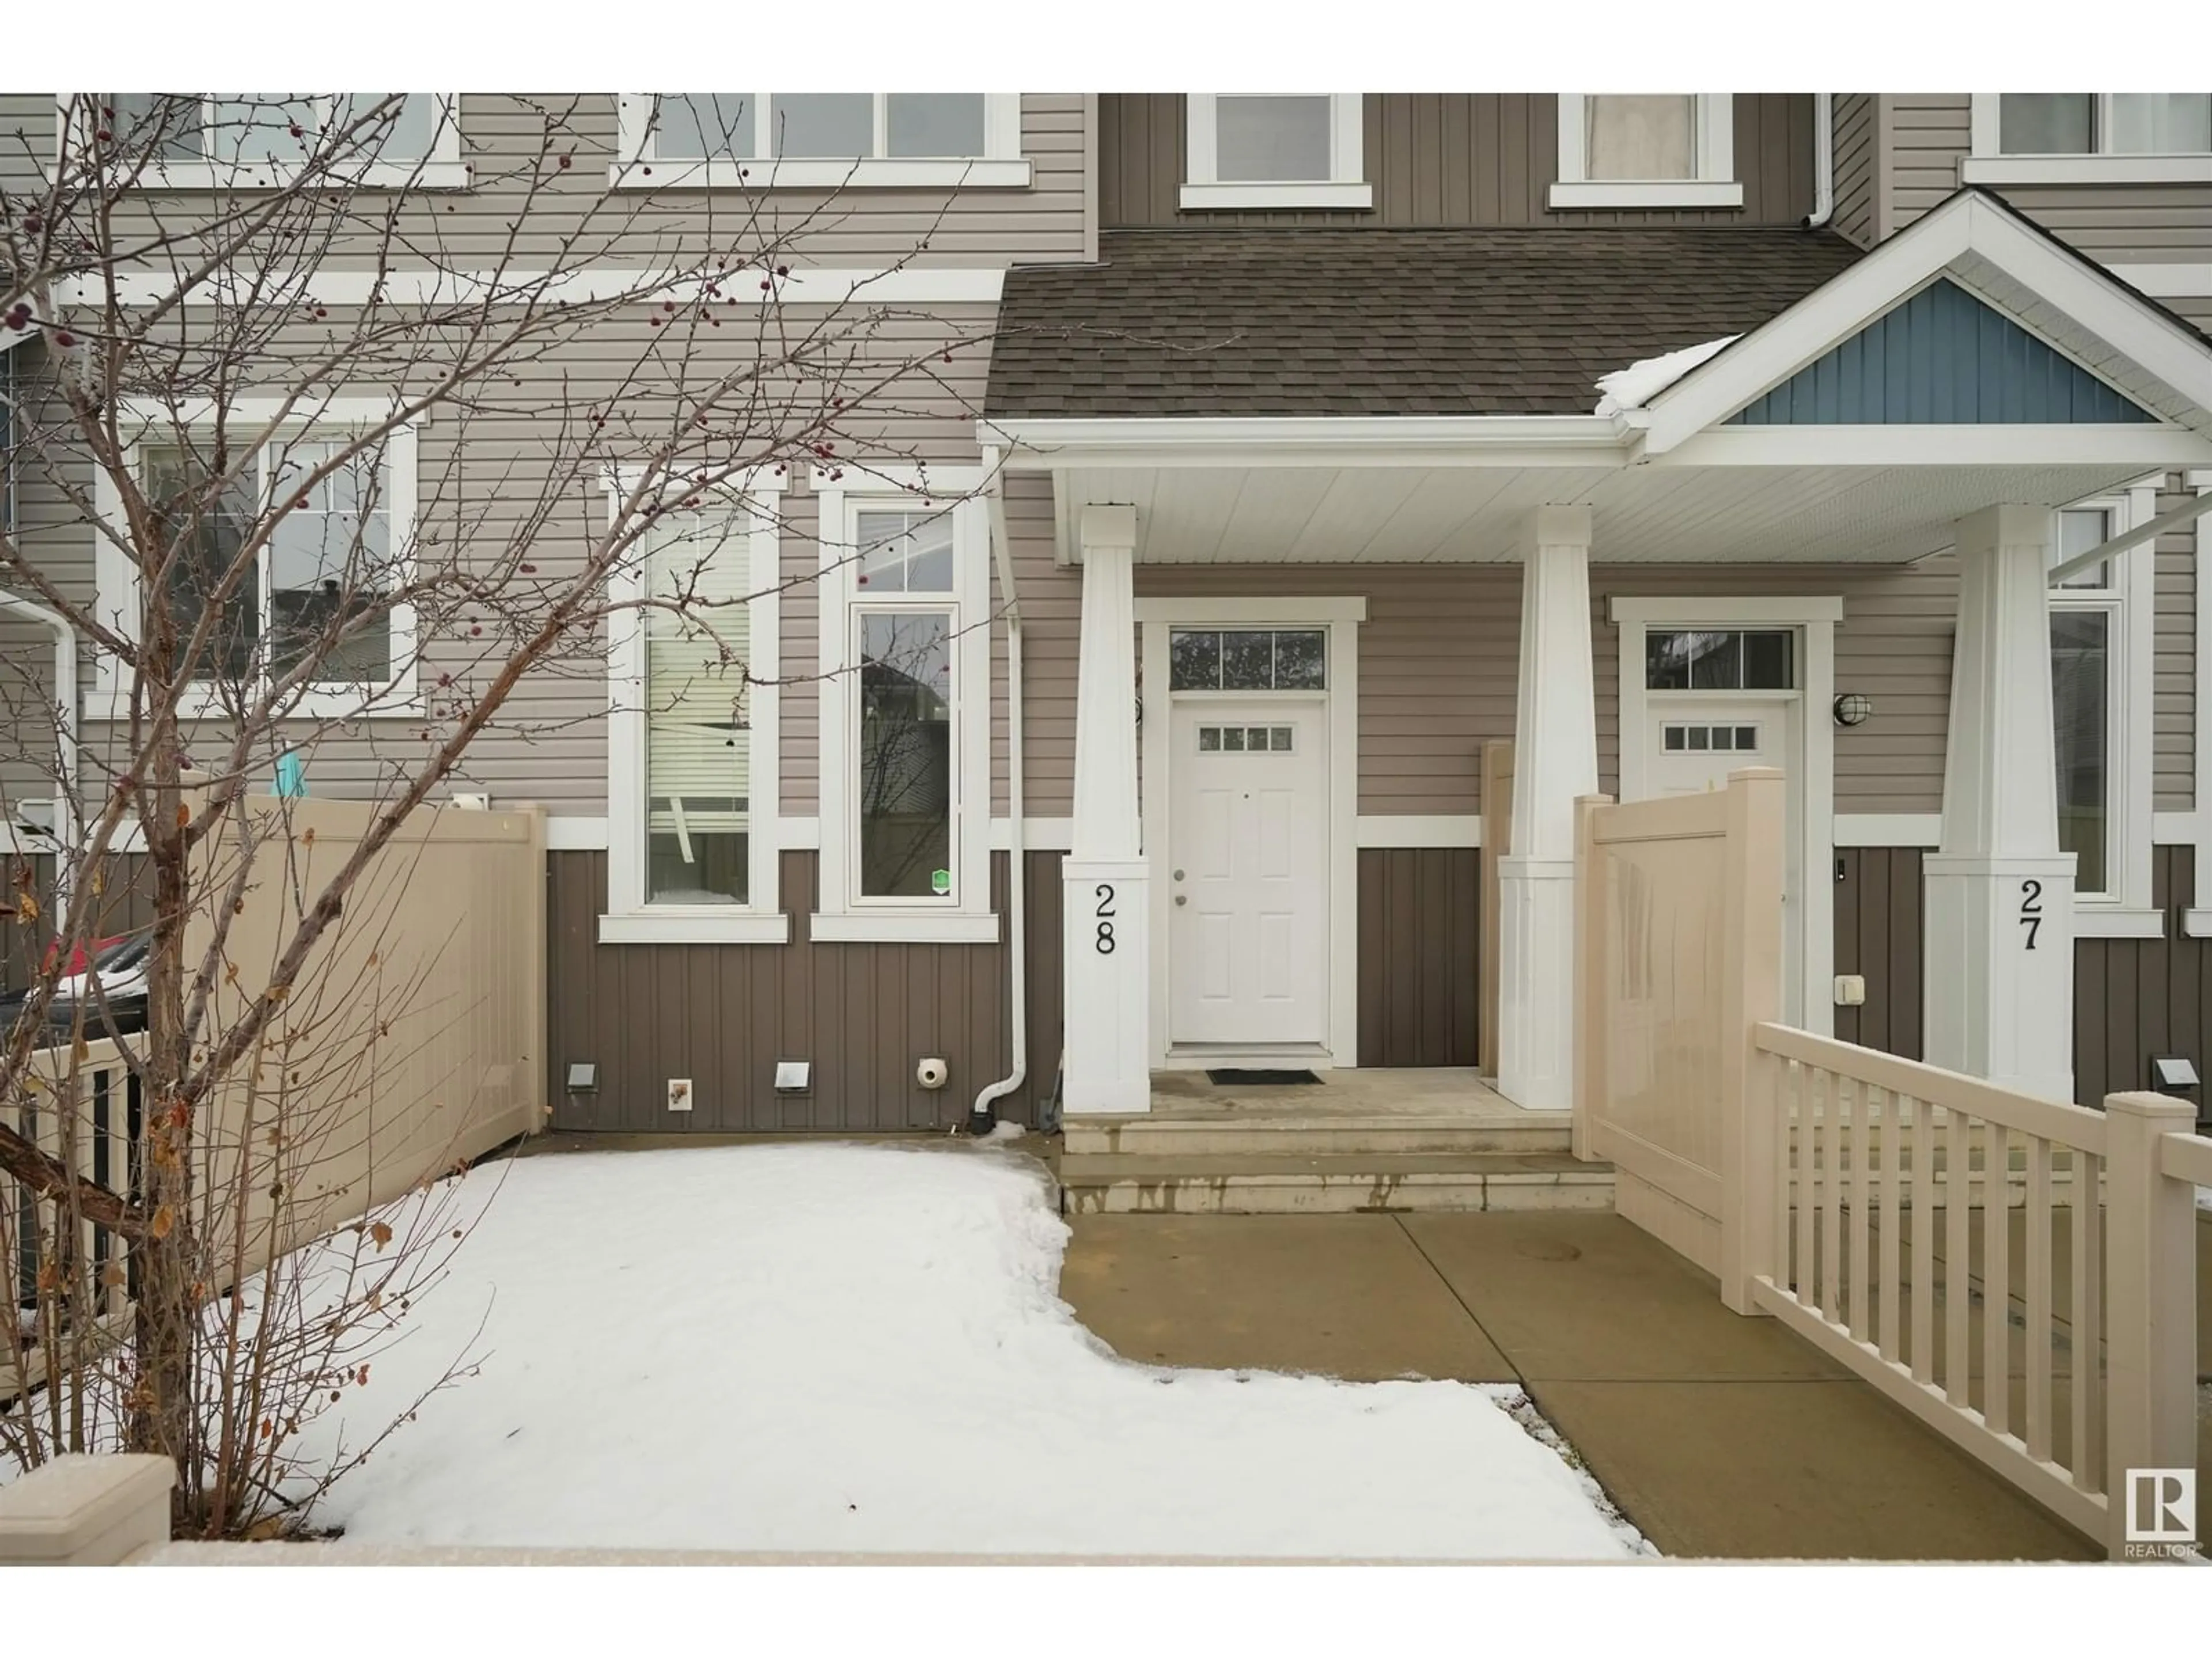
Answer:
(1099, 94, 1816, 229)
(1357, 847, 1479, 1067)
(545, 849, 1066, 1131)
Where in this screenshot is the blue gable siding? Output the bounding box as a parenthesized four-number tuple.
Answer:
(1728, 279, 2156, 425)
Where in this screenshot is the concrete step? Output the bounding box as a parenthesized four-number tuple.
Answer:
(1056, 1151, 1615, 1216)
(1062, 1112, 1574, 1158)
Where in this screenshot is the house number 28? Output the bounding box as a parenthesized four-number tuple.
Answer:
(2019, 879, 2042, 950)
(1094, 884, 1116, 954)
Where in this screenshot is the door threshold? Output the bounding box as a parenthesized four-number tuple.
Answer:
(1159, 1044, 1336, 1074)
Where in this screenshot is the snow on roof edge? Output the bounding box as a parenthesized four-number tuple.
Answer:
(1592, 335, 1741, 419)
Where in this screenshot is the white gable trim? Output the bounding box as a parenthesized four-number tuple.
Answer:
(1637, 193, 2212, 455)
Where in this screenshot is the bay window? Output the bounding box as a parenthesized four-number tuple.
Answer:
(1552, 94, 1740, 209)
(613, 94, 1028, 189)
(601, 475, 786, 943)
(813, 473, 994, 942)
(1967, 93, 2212, 184)
(1181, 94, 1369, 210)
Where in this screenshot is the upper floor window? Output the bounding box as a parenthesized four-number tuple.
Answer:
(612, 94, 1028, 190)
(1551, 94, 1741, 210)
(70, 94, 466, 190)
(1180, 94, 1370, 211)
(1965, 93, 2212, 187)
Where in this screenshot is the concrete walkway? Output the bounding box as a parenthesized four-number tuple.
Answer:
(1059, 1208, 2212, 1560)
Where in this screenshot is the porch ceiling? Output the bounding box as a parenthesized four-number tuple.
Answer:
(1044, 460, 2161, 565)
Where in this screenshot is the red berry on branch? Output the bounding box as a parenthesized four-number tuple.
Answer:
(54, 330, 75, 347)
(558, 154, 572, 169)
(775, 264, 789, 278)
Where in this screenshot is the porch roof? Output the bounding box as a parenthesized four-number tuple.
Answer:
(986, 226, 1865, 420)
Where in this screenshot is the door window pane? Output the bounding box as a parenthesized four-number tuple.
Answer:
(2050, 609, 2109, 895)
(1169, 628, 1221, 691)
(1219, 631, 1274, 690)
(1687, 631, 1743, 690)
(1741, 631, 1794, 690)
(772, 94, 874, 158)
(887, 94, 986, 157)
(654, 94, 754, 159)
(1586, 94, 1695, 180)
(643, 512, 753, 905)
(1999, 94, 2094, 154)
(1214, 96, 1332, 181)
(2108, 93, 2212, 154)
(859, 611, 953, 899)
(1735, 726, 1758, 750)
(1272, 630, 1326, 688)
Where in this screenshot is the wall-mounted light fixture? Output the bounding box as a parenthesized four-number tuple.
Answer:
(565, 1062, 599, 1094)
(1832, 692, 1873, 728)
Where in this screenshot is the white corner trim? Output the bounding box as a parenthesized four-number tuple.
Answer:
(546, 816, 612, 850)
(1132, 595, 1368, 626)
(1354, 815, 1482, 849)
(596, 911, 792, 945)
(1610, 594, 1845, 627)
(1547, 179, 1745, 210)
(2107, 263, 2212, 300)
(1179, 181, 1374, 210)
(2151, 811, 2198, 844)
(993, 816, 1073, 851)
(806, 911, 1001, 944)
(1961, 154, 2212, 187)
(2071, 906, 2167, 939)
(1833, 813, 1944, 847)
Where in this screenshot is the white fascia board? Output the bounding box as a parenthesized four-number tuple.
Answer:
(1640, 192, 2212, 454)
(1657, 425, 2212, 470)
(984, 416, 1630, 471)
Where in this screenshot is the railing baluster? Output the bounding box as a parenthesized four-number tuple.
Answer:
(1796, 1065, 1817, 1305)
(1821, 1072, 1844, 1324)
(2071, 1149, 2103, 1497)
(1911, 1092, 1934, 1384)
(2025, 1134, 2052, 1464)
(1945, 1108, 1972, 1407)
(1982, 1120, 2011, 1437)
(1850, 1081, 1874, 1343)
(1879, 1091, 1903, 1364)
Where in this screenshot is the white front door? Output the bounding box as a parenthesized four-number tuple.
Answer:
(1167, 699, 1329, 1046)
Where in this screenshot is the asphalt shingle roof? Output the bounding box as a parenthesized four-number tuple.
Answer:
(986, 227, 1869, 419)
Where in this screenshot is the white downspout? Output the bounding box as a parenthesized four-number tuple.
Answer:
(1, 589, 81, 911)
(1803, 92, 1835, 230)
(969, 449, 1027, 1134)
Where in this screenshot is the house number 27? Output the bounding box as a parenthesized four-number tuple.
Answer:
(1094, 884, 1116, 954)
(2019, 879, 2042, 950)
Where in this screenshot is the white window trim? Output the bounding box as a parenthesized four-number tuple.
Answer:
(89, 396, 422, 722)
(2051, 483, 2160, 923)
(1180, 94, 1371, 211)
(1963, 94, 2212, 187)
(1612, 594, 1838, 1036)
(1135, 595, 1365, 1069)
(55, 94, 468, 192)
(610, 94, 1028, 191)
(599, 468, 788, 946)
(1551, 94, 1741, 210)
(812, 465, 996, 944)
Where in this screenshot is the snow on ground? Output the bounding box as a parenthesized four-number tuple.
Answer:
(293, 1144, 1646, 1559)
(1593, 335, 1739, 417)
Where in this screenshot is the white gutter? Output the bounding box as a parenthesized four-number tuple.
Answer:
(1803, 93, 1835, 230)
(980, 415, 1630, 471)
(969, 448, 1027, 1135)
(2047, 488, 2212, 586)
(0, 589, 82, 908)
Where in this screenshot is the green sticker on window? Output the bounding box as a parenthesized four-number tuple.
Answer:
(931, 869, 952, 895)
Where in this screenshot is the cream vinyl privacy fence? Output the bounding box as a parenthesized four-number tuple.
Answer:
(1574, 768, 2208, 1559)
(5, 793, 547, 1398)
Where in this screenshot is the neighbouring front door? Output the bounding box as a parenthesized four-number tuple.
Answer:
(1167, 698, 1329, 1047)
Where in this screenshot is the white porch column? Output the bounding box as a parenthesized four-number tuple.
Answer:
(1497, 506, 1599, 1112)
(1062, 505, 1151, 1114)
(1925, 505, 2075, 1102)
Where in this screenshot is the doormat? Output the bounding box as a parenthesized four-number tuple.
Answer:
(1206, 1069, 1322, 1086)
